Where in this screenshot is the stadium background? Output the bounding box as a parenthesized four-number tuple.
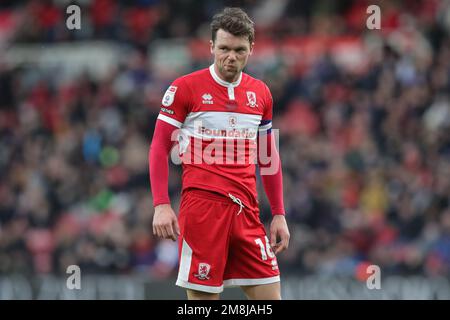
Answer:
(0, 0, 449, 299)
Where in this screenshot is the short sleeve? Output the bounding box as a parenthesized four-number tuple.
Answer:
(258, 83, 273, 135)
(157, 77, 192, 128)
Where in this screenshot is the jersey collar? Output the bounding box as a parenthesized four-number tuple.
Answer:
(209, 64, 242, 88)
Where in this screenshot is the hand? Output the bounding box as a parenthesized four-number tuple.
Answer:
(269, 215, 290, 254)
(152, 204, 180, 241)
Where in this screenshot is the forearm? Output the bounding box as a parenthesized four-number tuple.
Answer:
(149, 120, 177, 207)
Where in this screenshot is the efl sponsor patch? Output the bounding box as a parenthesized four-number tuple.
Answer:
(162, 86, 177, 107)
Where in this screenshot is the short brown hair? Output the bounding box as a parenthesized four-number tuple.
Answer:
(211, 7, 255, 44)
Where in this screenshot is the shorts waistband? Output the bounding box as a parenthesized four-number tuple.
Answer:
(184, 188, 231, 204)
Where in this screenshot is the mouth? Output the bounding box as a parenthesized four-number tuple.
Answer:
(224, 65, 237, 71)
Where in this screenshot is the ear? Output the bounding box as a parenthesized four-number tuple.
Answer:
(249, 42, 254, 55)
(210, 40, 214, 54)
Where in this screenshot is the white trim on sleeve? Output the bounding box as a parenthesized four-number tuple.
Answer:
(258, 123, 272, 131)
(157, 114, 183, 128)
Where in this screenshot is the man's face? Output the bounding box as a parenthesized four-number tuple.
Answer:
(210, 29, 253, 82)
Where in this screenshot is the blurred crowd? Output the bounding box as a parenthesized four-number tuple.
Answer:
(0, 0, 450, 280)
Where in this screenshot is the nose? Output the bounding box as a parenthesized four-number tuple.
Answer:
(227, 51, 237, 61)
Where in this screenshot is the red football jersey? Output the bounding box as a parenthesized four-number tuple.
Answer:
(157, 65, 273, 210)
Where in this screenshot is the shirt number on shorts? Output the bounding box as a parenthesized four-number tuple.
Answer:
(254, 236, 275, 261)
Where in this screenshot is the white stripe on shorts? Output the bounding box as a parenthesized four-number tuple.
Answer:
(178, 239, 192, 282)
(223, 276, 280, 287)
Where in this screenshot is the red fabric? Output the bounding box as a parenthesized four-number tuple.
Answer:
(257, 132, 286, 215)
(151, 67, 285, 216)
(149, 119, 177, 206)
(177, 189, 279, 291)
(150, 121, 286, 215)
(158, 67, 273, 211)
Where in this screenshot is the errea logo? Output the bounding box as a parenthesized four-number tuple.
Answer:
(202, 93, 213, 104)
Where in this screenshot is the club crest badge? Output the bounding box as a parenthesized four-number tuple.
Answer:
(194, 263, 211, 280)
(229, 116, 237, 128)
(246, 91, 258, 108)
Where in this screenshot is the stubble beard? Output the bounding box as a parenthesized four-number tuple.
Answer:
(219, 64, 241, 83)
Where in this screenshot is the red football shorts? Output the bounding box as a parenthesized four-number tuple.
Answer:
(175, 189, 280, 293)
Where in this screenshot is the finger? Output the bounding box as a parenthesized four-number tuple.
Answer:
(165, 224, 176, 241)
(283, 235, 290, 250)
(274, 243, 283, 255)
(275, 234, 289, 254)
(157, 225, 165, 239)
(173, 219, 180, 236)
(160, 225, 168, 239)
(270, 229, 277, 248)
(154, 225, 161, 238)
(271, 239, 281, 254)
(284, 231, 290, 248)
(274, 243, 285, 254)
